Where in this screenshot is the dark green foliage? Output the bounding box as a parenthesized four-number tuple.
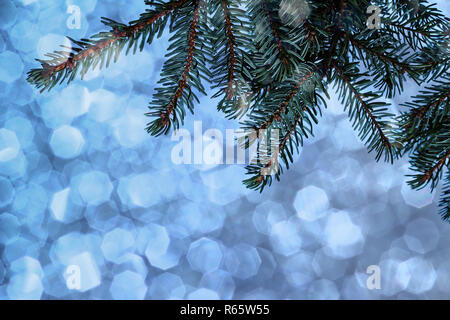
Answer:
(247, 0, 304, 83)
(397, 73, 449, 217)
(241, 63, 325, 190)
(27, 0, 450, 220)
(27, 0, 187, 92)
(331, 61, 399, 163)
(145, 0, 210, 135)
(207, 0, 255, 118)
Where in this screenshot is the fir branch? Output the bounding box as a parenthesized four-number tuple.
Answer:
(398, 75, 450, 150)
(244, 109, 304, 191)
(26, 0, 450, 221)
(209, 0, 254, 119)
(412, 23, 449, 81)
(344, 32, 419, 97)
(27, 0, 190, 92)
(160, 6, 200, 122)
(248, 0, 303, 83)
(411, 92, 450, 121)
(146, 0, 205, 136)
(400, 75, 449, 214)
(420, 149, 450, 184)
(242, 65, 323, 191)
(346, 33, 413, 72)
(263, 0, 288, 66)
(406, 118, 450, 191)
(252, 70, 315, 132)
(331, 61, 397, 162)
(336, 0, 348, 29)
(222, 0, 237, 99)
(381, 1, 448, 50)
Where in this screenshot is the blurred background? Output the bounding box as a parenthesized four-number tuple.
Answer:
(0, 0, 449, 299)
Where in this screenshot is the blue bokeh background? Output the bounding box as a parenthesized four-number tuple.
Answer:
(0, 0, 449, 299)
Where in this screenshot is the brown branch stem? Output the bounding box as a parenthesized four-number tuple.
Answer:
(332, 61, 391, 147)
(421, 149, 450, 183)
(257, 71, 315, 131)
(221, 0, 236, 99)
(41, 0, 190, 79)
(160, 0, 201, 125)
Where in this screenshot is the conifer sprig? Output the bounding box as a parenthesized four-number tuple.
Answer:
(145, 0, 208, 135)
(27, 0, 450, 221)
(242, 64, 324, 191)
(27, 0, 190, 93)
(331, 61, 398, 163)
(209, 0, 255, 118)
(247, 0, 304, 83)
(398, 73, 450, 215)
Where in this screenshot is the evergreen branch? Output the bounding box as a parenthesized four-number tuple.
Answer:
(27, 0, 190, 92)
(336, 0, 348, 29)
(400, 75, 449, 214)
(408, 140, 450, 190)
(146, 0, 204, 136)
(398, 75, 450, 150)
(252, 70, 315, 132)
(380, 0, 448, 50)
(330, 0, 369, 31)
(406, 117, 450, 191)
(411, 92, 450, 121)
(415, 43, 450, 81)
(384, 22, 431, 48)
(404, 91, 450, 141)
(248, 0, 303, 83)
(332, 62, 387, 140)
(209, 0, 255, 119)
(242, 63, 321, 138)
(346, 33, 410, 72)
(420, 149, 450, 184)
(344, 32, 418, 97)
(222, 0, 237, 99)
(25, 0, 450, 221)
(384, 1, 450, 81)
(242, 65, 324, 191)
(161, 7, 200, 121)
(244, 109, 304, 191)
(263, 0, 287, 66)
(332, 61, 397, 162)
